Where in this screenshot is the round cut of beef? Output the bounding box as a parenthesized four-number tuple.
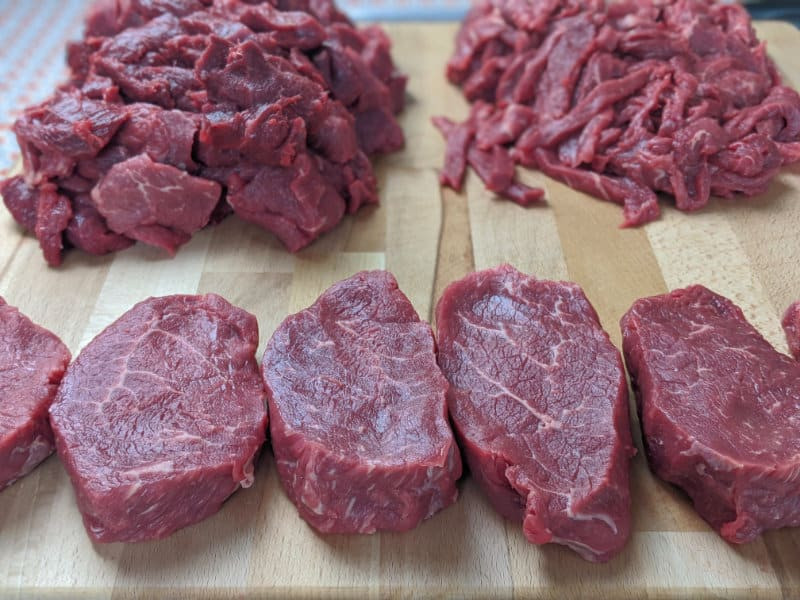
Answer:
(435, 264, 634, 563)
(0, 298, 71, 491)
(49, 294, 267, 542)
(621, 285, 800, 543)
(262, 270, 461, 534)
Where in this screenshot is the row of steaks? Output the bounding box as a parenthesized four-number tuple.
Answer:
(2, 267, 799, 561)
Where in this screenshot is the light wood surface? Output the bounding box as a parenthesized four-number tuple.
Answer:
(1, 21, 799, 600)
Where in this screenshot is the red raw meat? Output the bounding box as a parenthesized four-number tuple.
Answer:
(436, 264, 635, 562)
(49, 294, 267, 542)
(262, 271, 461, 534)
(782, 301, 800, 360)
(2, 0, 406, 266)
(621, 285, 800, 543)
(0, 298, 71, 491)
(438, 0, 800, 226)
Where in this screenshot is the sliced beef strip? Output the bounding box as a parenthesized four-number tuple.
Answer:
(49, 294, 267, 542)
(436, 264, 635, 563)
(262, 270, 461, 534)
(621, 285, 800, 543)
(0, 298, 71, 491)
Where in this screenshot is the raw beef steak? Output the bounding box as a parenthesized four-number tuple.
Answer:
(49, 294, 267, 542)
(436, 265, 634, 562)
(0, 298, 71, 491)
(782, 301, 800, 360)
(262, 270, 461, 534)
(621, 285, 800, 543)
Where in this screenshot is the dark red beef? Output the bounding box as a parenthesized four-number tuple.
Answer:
(14, 91, 129, 183)
(621, 286, 800, 543)
(2, 0, 406, 266)
(91, 154, 221, 253)
(0, 177, 74, 267)
(49, 294, 267, 542)
(225, 154, 345, 252)
(66, 194, 136, 255)
(85, 0, 213, 37)
(782, 301, 800, 360)
(262, 271, 461, 534)
(0, 298, 71, 492)
(438, 0, 800, 225)
(436, 265, 634, 562)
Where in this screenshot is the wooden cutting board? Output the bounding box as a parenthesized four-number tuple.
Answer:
(1, 21, 799, 600)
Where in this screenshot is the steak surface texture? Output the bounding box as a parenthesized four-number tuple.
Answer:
(437, 0, 800, 225)
(49, 294, 267, 542)
(621, 285, 800, 543)
(435, 264, 634, 562)
(1, 0, 406, 266)
(262, 270, 461, 534)
(0, 298, 71, 491)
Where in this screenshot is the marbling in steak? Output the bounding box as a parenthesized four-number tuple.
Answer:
(435, 264, 635, 562)
(0, 298, 71, 491)
(621, 285, 800, 543)
(49, 294, 267, 542)
(262, 270, 461, 534)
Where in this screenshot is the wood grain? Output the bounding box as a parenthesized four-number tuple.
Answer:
(0, 21, 799, 600)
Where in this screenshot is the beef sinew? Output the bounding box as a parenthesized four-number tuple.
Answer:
(0, 298, 71, 491)
(1, 0, 406, 266)
(621, 286, 800, 543)
(437, 0, 800, 225)
(262, 271, 462, 534)
(436, 265, 635, 562)
(49, 294, 267, 542)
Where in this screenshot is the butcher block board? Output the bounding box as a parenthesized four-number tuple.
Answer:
(1, 20, 800, 600)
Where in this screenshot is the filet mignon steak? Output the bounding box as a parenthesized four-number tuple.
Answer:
(262, 270, 461, 534)
(0, 298, 71, 491)
(49, 294, 267, 542)
(621, 285, 800, 543)
(435, 264, 634, 562)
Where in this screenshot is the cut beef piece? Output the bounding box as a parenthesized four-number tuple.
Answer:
(14, 90, 129, 183)
(0, 298, 71, 491)
(262, 270, 461, 534)
(0, 176, 73, 268)
(436, 264, 634, 563)
(782, 301, 800, 360)
(438, 0, 800, 226)
(2, 0, 406, 266)
(66, 194, 136, 256)
(49, 294, 267, 542)
(91, 154, 221, 253)
(621, 285, 800, 543)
